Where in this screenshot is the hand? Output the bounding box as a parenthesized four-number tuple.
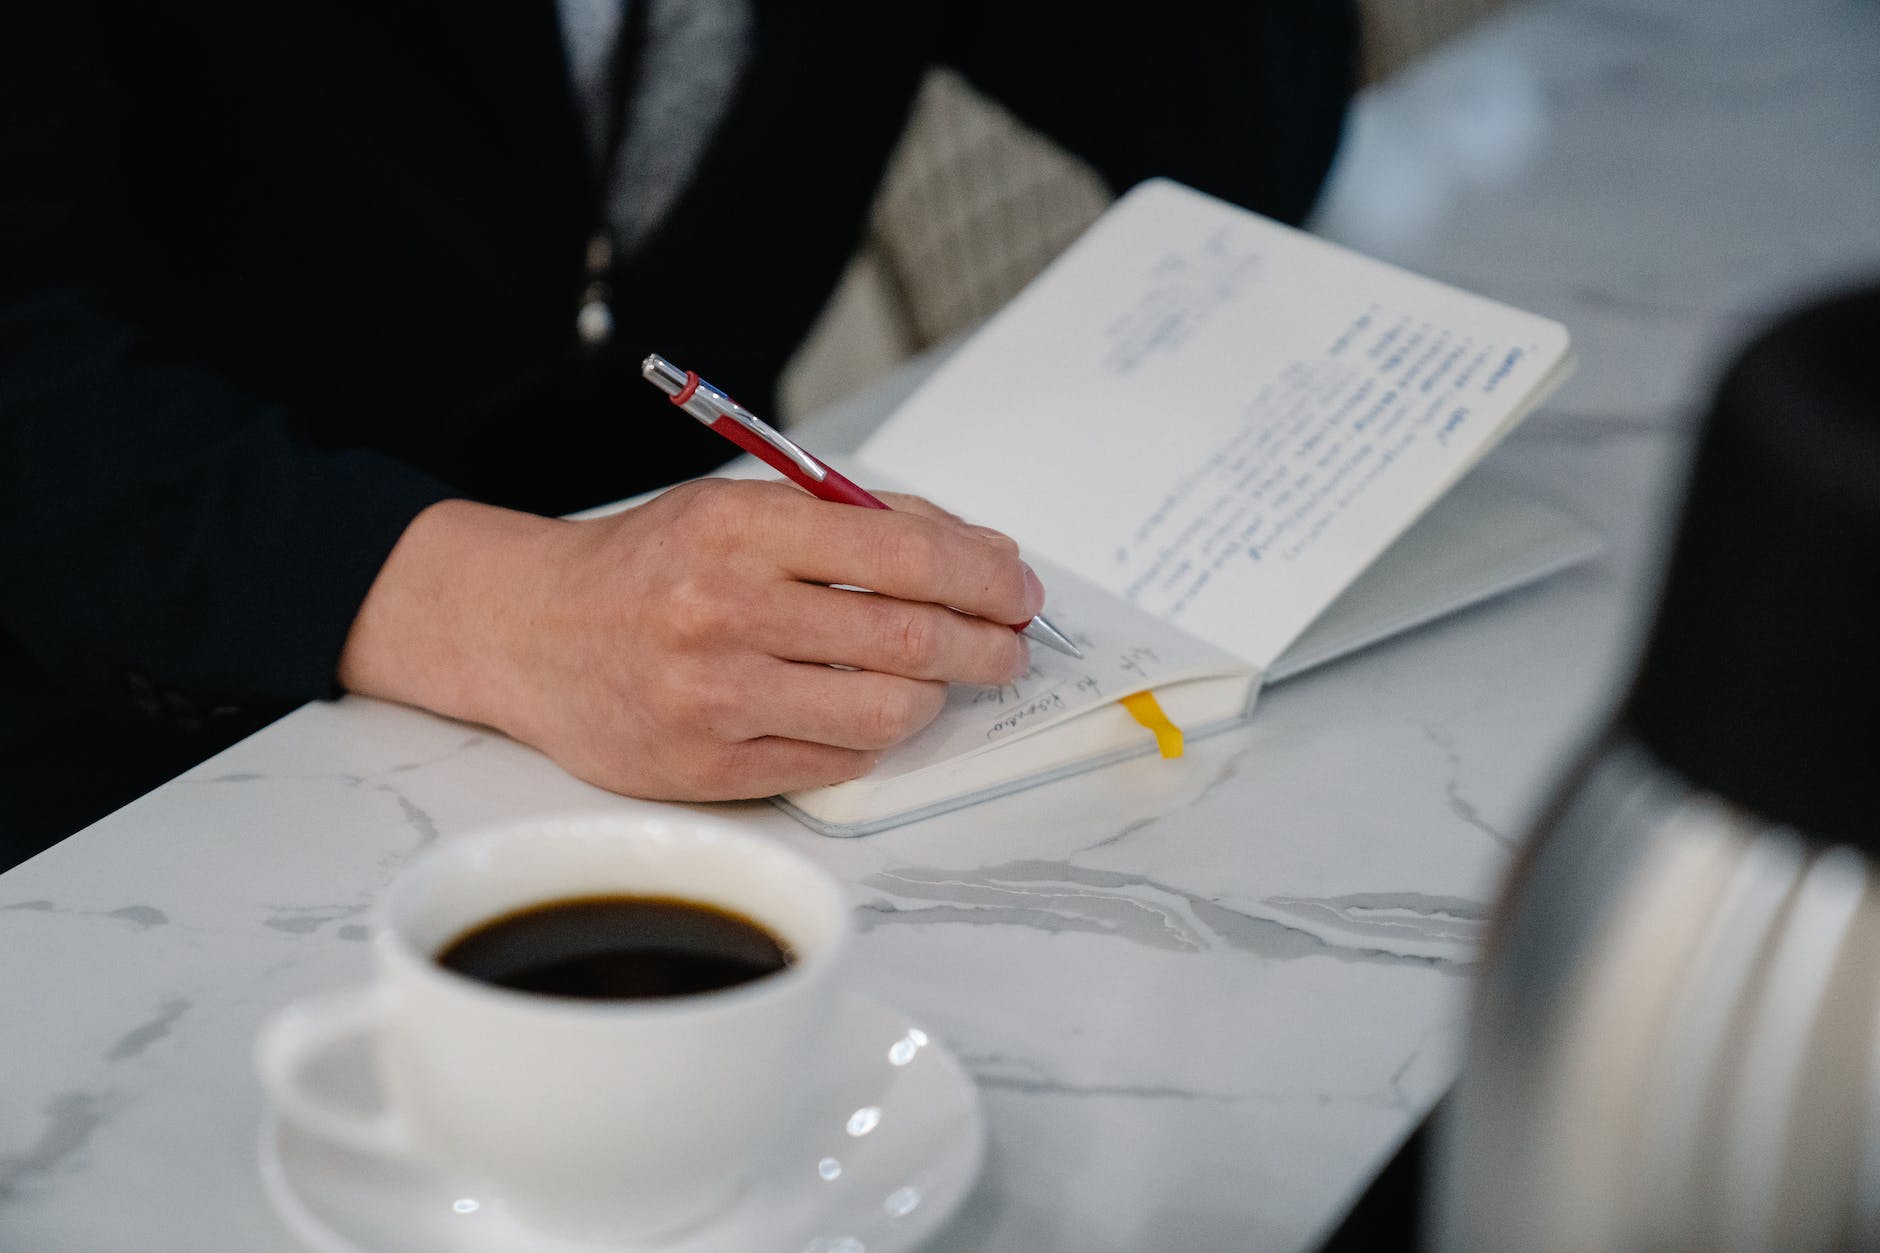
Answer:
(337, 479, 1039, 799)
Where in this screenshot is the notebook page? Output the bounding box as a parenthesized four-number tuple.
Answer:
(854, 554, 1252, 783)
(857, 179, 1572, 671)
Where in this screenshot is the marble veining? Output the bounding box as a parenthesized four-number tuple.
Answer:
(101, 998, 191, 1064)
(0, 1091, 124, 1203)
(1411, 718, 1518, 848)
(200, 733, 489, 791)
(203, 742, 459, 857)
(382, 788, 441, 847)
(968, 1064, 1253, 1106)
(206, 768, 366, 787)
(0, 899, 168, 929)
(963, 1037, 1453, 1115)
(262, 901, 372, 936)
(862, 863, 1474, 971)
(1262, 893, 1489, 951)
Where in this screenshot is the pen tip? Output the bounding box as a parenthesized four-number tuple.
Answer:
(1023, 614, 1083, 659)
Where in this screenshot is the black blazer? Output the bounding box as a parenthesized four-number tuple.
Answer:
(0, 0, 1355, 852)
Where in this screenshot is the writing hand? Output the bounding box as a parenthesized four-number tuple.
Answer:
(337, 479, 1038, 799)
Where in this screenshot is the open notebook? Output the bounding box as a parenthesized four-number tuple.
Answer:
(657, 180, 1595, 835)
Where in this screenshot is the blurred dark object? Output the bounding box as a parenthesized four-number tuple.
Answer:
(1433, 283, 1880, 1250)
(1317, 1113, 1430, 1252)
(1626, 284, 1880, 845)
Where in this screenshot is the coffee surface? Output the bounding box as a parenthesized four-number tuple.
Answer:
(436, 895, 793, 1000)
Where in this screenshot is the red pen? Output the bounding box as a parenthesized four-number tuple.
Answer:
(641, 353, 1082, 659)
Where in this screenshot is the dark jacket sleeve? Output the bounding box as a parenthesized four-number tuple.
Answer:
(938, 0, 1359, 226)
(0, 5, 454, 719)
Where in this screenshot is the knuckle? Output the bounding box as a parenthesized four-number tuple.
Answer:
(873, 523, 942, 588)
(672, 480, 760, 550)
(659, 573, 736, 644)
(886, 607, 941, 674)
(992, 631, 1030, 682)
(687, 677, 748, 740)
(646, 659, 742, 741)
(950, 623, 1022, 686)
(856, 682, 940, 748)
(661, 480, 718, 529)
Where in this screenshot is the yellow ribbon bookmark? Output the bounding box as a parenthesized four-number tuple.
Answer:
(1120, 690, 1185, 759)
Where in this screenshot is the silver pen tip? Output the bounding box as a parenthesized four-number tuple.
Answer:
(1024, 614, 1083, 659)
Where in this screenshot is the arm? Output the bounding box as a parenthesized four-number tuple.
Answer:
(4, 5, 1035, 804)
(0, 5, 452, 721)
(937, 0, 1359, 225)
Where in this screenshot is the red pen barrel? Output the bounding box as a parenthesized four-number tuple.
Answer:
(704, 412, 1035, 634)
(803, 465, 891, 511)
(706, 414, 889, 509)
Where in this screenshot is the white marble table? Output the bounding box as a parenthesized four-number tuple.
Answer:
(4, 1, 1877, 1249)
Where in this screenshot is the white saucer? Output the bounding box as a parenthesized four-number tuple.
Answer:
(258, 993, 985, 1253)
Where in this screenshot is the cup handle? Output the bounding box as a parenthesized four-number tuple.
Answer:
(256, 987, 411, 1158)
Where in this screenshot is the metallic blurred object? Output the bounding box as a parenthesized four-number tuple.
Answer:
(1435, 286, 1880, 1251)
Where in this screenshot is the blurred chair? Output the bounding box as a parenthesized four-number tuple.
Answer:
(780, 0, 1511, 419)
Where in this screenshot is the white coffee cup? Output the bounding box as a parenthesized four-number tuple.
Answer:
(255, 812, 851, 1243)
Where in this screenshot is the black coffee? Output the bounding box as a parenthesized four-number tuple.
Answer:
(436, 895, 793, 1001)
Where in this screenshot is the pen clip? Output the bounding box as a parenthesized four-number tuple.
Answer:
(642, 354, 827, 482)
(711, 399, 829, 484)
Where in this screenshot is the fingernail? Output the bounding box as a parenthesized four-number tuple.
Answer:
(1021, 564, 1045, 617)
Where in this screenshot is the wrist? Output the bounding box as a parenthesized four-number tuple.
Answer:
(336, 498, 568, 734)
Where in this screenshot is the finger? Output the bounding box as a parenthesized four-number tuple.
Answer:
(758, 580, 1028, 684)
(876, 493, 1021, 552)
(767, 501, 1043, 626)
(873, 492, 960, 524)
(772, 479, 955, 524)
(697, 737, 877, 798)
(729, 661, 948, 751)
